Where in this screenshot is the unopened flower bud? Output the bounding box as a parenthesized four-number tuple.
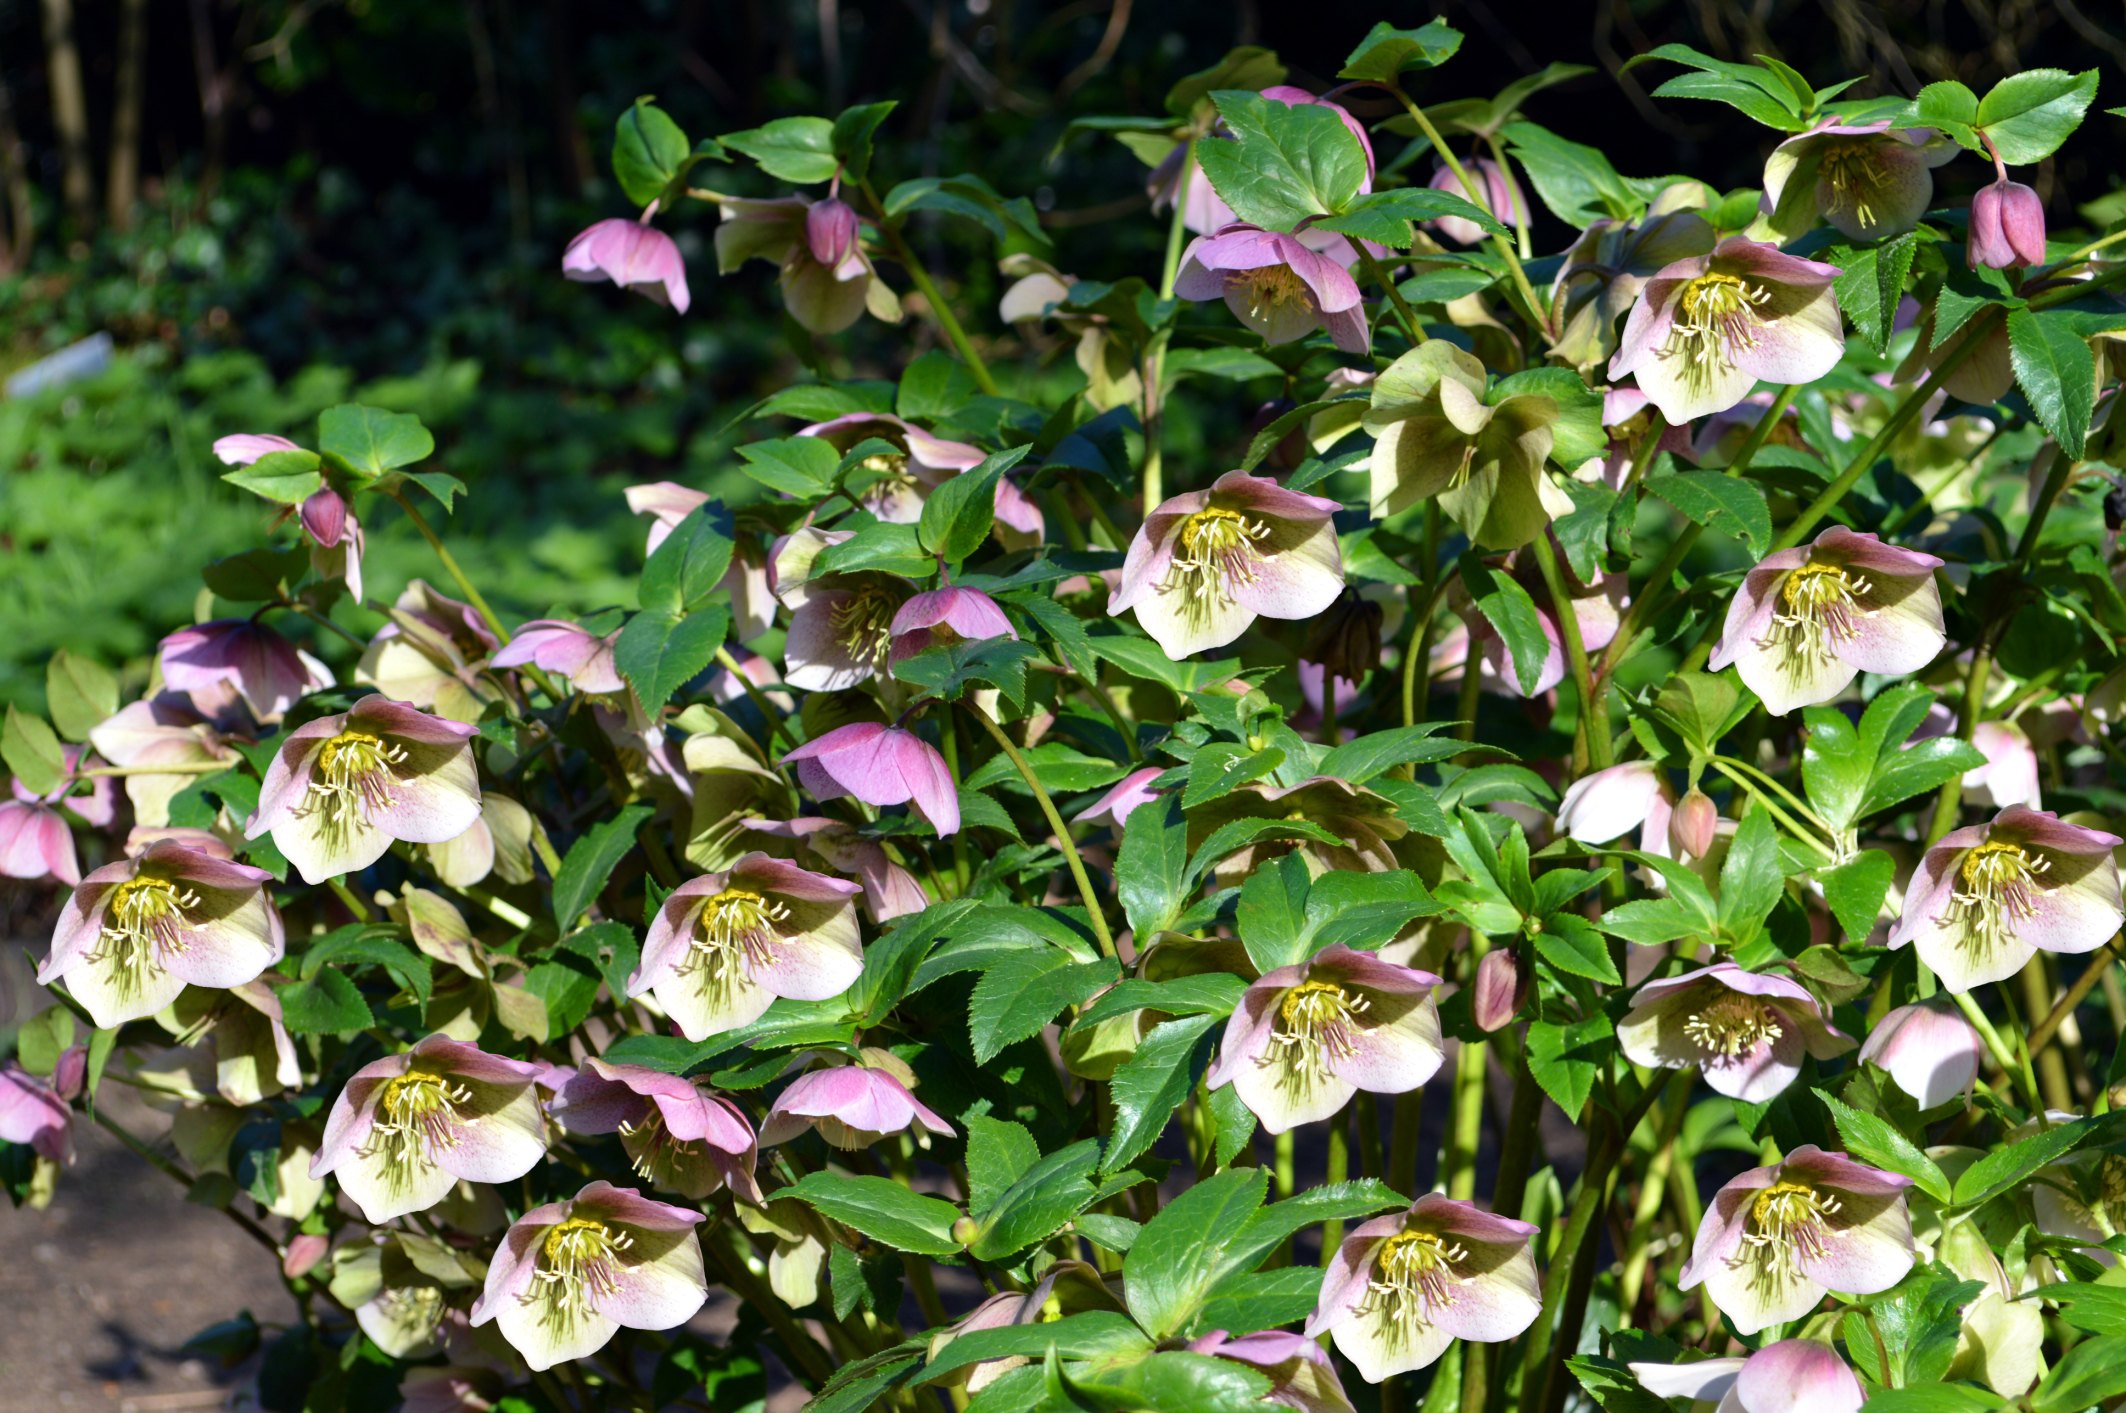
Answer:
(50, 1044, 86, 1102)
(1472, 948, 1528, 1032)
(806, 198, 860, 269)
(300, 486, 348, 549)
(1304, 591, 1385, 687)
(1670, 789, 1719, 860)
(952, 1215, 981, 1248)
(1968, 179, 2046, 270)
(282, 1232, 330, 1280)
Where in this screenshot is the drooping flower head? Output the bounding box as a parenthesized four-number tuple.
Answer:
(714, 196, 900, 334)
(1610, 237, 1844, 424)
(311, 1034, 548, 1224)
(1859, 999, 1986, 1108)
(1681, 1145, 1914, 1334)
(760, 1057, 956, 1149)
(1305, 1195, 1542, 1383)
(1618, 962, 1854, 1103)
(1632, 1338, 1865, 1413)
(889, 586, 1017, 664)
(1208, 945, 1444, 1135)
(1555, 762, 1669, 846)
(1175, 225, 1370, 353)
(783, 721, 961, 837)
(159, 619, 332, 724)
(627, 853, 863, 1041)
(1969, 179, 2047, 270)
(1762, 121, 1954, 241)
(1427, 158, 1521, 246)
(491, 620, 625, 695)
(0, 796, 80, 884)
(562, 218, 690, 312)
(1109, 471, 1343, 659)
(1152, 84, 1377, 266)
(550, 1058, 761, 1202)
(353, 580, 500, 719)
(1188, 1329, 1358, 1413)
(1074, 767, 1167, 830)
(1889, 806, 2124, 992)
(0, 1065, 73, 1163)
(470, 1180, 706, 1371)
(246, 695, 483, 885)
(39, 842, 284, 1029)
(1709, 526, 1945, 716)
(770, 527, 912, 691)
(797, 412, 983, 525)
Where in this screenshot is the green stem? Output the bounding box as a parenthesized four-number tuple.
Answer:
(1443, 1033, 1487, 1201)
(1948, 988, 2040, 1114)
(1926, 648, 1992, 845)
(716, 647, 796, 749)
(1321, 1118, 1350, 1262)
(861, 178, 1000, 397)
(393, 492, 509, 644)
(966, 706, 1116, 957)
(2014, 442, 2072, 571)
(1359, 246, 1425, 346)
(1713, 753, 1832, 834)
(706, 1233, 839, 1385)
(1488, 1038, 1543, 1221)
(1386, 88, 1547, 331)
(2029, 934, 2122, 1054)
(1616, 409, 1668, 494)
(1531, 535, 1602, 771)
(1709, 760, 1835, 857)
(327, 876, 372, 922)
(1388, 1089, 1424, 1197)
(1142, 138, 1194, 508)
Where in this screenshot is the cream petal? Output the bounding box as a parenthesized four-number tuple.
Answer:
(335, 1147, 460, 1225)
(1233, 1042, 1358, 1135)
(656, 964, 776, 1042)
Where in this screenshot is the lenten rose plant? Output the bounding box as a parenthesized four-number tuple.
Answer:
(11, 23, 2126, 1413)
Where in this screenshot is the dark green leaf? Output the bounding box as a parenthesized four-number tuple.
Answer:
(721, 116, 838, 183)
(553, 804, 656, 928)
(785, 1172, 963, 1256)
(317, 405, 432, 479)
(1103, 1014, 1220, 1174)
(613, 97, 692, 207)
(2007, 307, 2098, 460)
(1338, 20, 1464, 82)
(1195, 90, 1369, 230)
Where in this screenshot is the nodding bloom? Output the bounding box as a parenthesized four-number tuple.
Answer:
(783, 721, 961, 837)
(1428, 158, 1522, 246)
(470, 1180, 707, 1372)
(797, 412, 983, 525)
(89, 698, 239, 828)
(713, 196, 900, 334)
(311, 1035, 547, 1224)
(888, 585, 1017, 664)
(1889, 806, 2124, 993)
(0, 1065, 74, 1163)
(159, 619, 332, 724)
(1969, 179, 2047, 270)
(1681, 1145, 1914, 1335)
(1074, 766, 1166, 830)
(770, 527, 911, 691)
(1305, 1195, 1542, 1384)
(626, 853, 863, 1041)
(491, 620, 625, 695)
(806, 197, 860, 268)
(1609, 237, 1844, 424)
(1109, 471, 1344, 659)
(550, 1058, 761, 1202)
(212, 432, 300, 464)
(354, 580, 499, 719)
(1859, 999, 1986, 1109)
(562, 218, 690, 312)
(1618, 962, 1854, 1103)
(39, 842, 284, 1029)
(1550, 200, 1717, 367)
(299, 485, 366, 603)
(1709, 527, 1945, 716)
(0, 795, 81, 885)
(1761, 121, 1954, 241)
(1670, 789, 1721, 858)
(1176, 224, 1370, 353)
(1632, 1339, 1865, 1413)
(759, 1058, 956, 1149)
(742, 814, 928, 924)
(246, 695, 483, 885)
(1207, 945, 1444, 1135)
(1471, 949, 1529, 1032)
(1188, 1330, 1358, 1413)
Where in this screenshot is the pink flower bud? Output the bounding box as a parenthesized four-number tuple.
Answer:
(50, 1044, 86, 1101)
(300, 486, 348, 549)
(805, 198, 860, 269)
(282, 1233, 329, 1279)
(1670, 789, 1720, 859)
(1968, 179, 2046, 269)
(1473, 948, 1527, 1032)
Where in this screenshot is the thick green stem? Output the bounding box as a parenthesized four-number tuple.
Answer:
(1359, 246, 1425, 346)
(1443, 1034, 1487, 1201)
(1531, 535, 1602, 771)
(966, 706, 1116, 957)
(862, 178, 999, 397)
(1926, 648, 1991, 844)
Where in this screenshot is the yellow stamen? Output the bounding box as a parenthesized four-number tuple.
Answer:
(1741, 1179, 1842, 1283)
(303, 728, 409, 843)
(1819, 143, 1885, 229)
(1765, 561, 1875, 668)
(1363, 1228, 1470, 1337)
(829, 585, 898, 668)
(683, 886, 791, 1001)
(618, 1108, 705, 1187)
(1267, 979, 1370, 1083)
(1230, 264, 1314, 323)
(531, 1215, 634, 1329)
(1666, 272, 1772, 388)
(1163, 507, 1272, 622)
(1948, 840, 2049, 960)
(1683, 991, 1786, 1063)
(362, 1071, 473, 1194)
(91, 874, 202, 998)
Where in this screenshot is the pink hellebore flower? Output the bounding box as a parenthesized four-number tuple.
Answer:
(470, 1180, 707, 1372)
(0, 1065, 73, 1163)
(770, 526, 909, 690)
(491, 620, 625, 695)
(1609, 237, 1844, 424)
(40, 842, 284, 1029)
(1618, 962, 1854, 1103)
(1859, 999, 1986, 1109)
(714, 196, 899, 334)
(624, 485, 779, 641)
(1761, 121, 1954, 241)
(1074, 767, 1166, 830)
(1969, 180, 2046, 270)
(1710, 527, 1945, 716)
(247, 695, 483, 885)
(550, 1058, 761, 1202)
(798, 412, 984, 525)
(212, 433, 300, 465)
(0, 797, 80, 885)
(784, 722, 961, 837)
(1188, 1329, 1357, 1413)
(889, 586, 1016, 664)
(1555, 761, 1669, 847)
(297, 485, 367, 603)
(759, 1062, 955, 1149)
(1681, 1145, 1914, 1334)
(1109, 471, 1344, 659)
(627, 853, 863, 1041)
(744, 814, 928, 924)
(1305, 1194, 1542, 1383)
(90, 698, 238, 828)
(311, 1034, 547, 1224)
(1428, 158, 1521, 246)
(1889, 806, 2124, 993)
(562, 218, 690, 312)
(1208, 944, 1444, 1135)
(1176, 224, 1370, 353)
(1454, 556, 1625, 699)
(159, 619, 332, 723)
(354, 580, 500, 720)
(1632, 1339, 1864, 1413)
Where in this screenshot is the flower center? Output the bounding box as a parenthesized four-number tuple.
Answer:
(373, 1283, 446, 1340)
(2098, 1154, 2126, 1232)
(830, 585, 899, 667)
(1683, 991, 1785, 1063)
(1364, 1228, 1469, 1335)
(617, 1107, 704, 1185)
(1667, 272, 1772, 381)
(1164, 507, 1271, 615)
(92, 875, 202, 997)
(1230, 264, 1313, 321)
(1819, 144, 1885, 227)
(364, 1071, 473, 1193)
(532, 1215, 634, 1328)
(305, 729, 408, 838)
(686, 886, 791, 990)
(1268, 979, 1370, 1081)
(1948, 840, 2049, 958)
(1766, 561, 1875, 667)
(1742, 1179, 1841, 1281)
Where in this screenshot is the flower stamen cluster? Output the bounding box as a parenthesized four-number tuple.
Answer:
(1768, 563, 1875, 666)
(92, 876, 203, 998)
(1684, 992, 1786, 1063)
(1364, 1229, 1470, 1336)
(1166, 508, 1272, 609)
(1948, 841, 2049, 959)
(531, 1216, 634, 1331)
(1268, 979, 1370, 1081)
(1741, 1180, 1843, 1282)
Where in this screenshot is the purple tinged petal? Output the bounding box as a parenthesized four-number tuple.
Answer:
(1736, 1341, 1864, 1413)
(563, 218, 691, 313)
(1074, 766, 1166, 828)
(211, 433, 301, 465)
(1860, 1000, 1984, 1108)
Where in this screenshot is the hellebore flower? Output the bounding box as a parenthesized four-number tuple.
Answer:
(470, 1180, 706, 1372)
(770, 526, 910, 690)
(1363, 343, 1572, 548)
(1189, 1329, 1357, 1413)
(714, 196, 900, 334)
(354, 580, 500, 720)
(1681, 1145, 1914, 1334)
(212, 432, 300, 464)
(743, 814, 927, 923)
(1207, 944, 1444, 1135)
(1670, 789, 1721, 858)
(759, 1058, 956, 1149)
(1471, 949, 1529, 1032)
(624, 481, 783, 629)
(1551, 202, 1718, 368)
(1555, 762, 1669, 846)
(932, 1261, 1121, 1394)
(889, 586, 1017, 664)
(89, 698, 239, 828)
(562, 218, 690, 312)
(1889, 806, 2124, 992)
(784, 722, 961, 837)
(247, 695, 483, 885)
(1859, 999, 1986, 1108)
(312, 1034, 547, 1224)
(1306, 1195, 1542, 1383)
(550, 1058, 761, 1202)
(159, 620, 332, 724)
(1618, 962, 1854, 1103)
(627, 853, 863, 1041)
(798, 412, 983, 525)
(1709, 527, 1945, 716)
(0, 1065, 73, 1163)
(1610, 237, 1844, 424)
(1761, 122, 1954, 241)
(1075, 767, 1166, 830)
(1428, 158, 1521, 246)
(491, 620, 624, 695)
(1109, 471, 1344, 659)
(806, 197, 859, 268)
(39, 842, 284, 1029)
(298, 485, 367, 604)
(1969, 180, 2047, 270)
(0, 797, 80, 884)
(1632, 1338, 1865, 1413)
(1176, 224, 1369, 353)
